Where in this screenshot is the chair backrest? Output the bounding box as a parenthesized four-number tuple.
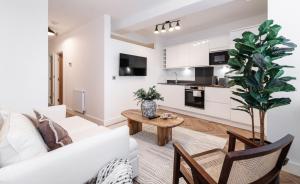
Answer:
(218, 134, 294, 184)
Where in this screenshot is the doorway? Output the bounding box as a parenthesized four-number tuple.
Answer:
(57, 52, 63, 105)
(48, 55, 54, 105)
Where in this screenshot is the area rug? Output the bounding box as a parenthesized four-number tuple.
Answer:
(132, 125, 227, 184)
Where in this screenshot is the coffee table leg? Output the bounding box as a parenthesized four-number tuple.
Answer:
(128, 119, 142, 135)
(157, 127, 172, 146)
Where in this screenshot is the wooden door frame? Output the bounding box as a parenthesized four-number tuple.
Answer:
(49, 55, 54, 105)
(58, 52, 63, 105)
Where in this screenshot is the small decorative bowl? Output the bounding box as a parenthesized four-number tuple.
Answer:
(160, 113, 177, 120)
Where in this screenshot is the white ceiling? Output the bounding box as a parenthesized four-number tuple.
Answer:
(49, 0, 267, 42)
(136, 0, 267, 39)
(49, 0, 168, 34)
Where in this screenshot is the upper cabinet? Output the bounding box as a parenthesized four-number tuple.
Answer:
(230, 25, 259, 49)
(187, 42, 209, 67)
(166, 42, 209, 69)
(208, 36, 230, 52)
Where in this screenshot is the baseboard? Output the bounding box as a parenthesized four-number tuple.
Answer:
(66, 108, 104, 125)
(283, 160, 300, 176)
(103, 116, 127, 126)
(159, 105, 260, 132)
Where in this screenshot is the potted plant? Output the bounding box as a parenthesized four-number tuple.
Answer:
(227, 19, 297, 145)
(134, 86, 164, 118)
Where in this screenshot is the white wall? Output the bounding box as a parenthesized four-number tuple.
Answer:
(103, 38, 164, 125)
(49, 16, 106, 123)
(0, 0, 48, 113)
(267, 0, 300, 176)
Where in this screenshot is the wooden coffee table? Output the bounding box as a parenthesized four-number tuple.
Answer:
(121, 109, 184, 146)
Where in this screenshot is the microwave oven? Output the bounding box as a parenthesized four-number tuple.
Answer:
(209, 50, 229, 65)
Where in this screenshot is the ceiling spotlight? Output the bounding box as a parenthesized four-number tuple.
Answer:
(154, 25, 159, 34)
(48, 27, 56, 36)
(168, 22, 174, 32)
(153, 20, 181, 34)
(175, 21, 181, 30)
(161, 24, 166, 33)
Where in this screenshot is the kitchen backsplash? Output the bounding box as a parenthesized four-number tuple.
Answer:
(162, 66, 230, 82)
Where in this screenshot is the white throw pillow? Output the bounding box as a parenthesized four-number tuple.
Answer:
(0, 111, 48, 167)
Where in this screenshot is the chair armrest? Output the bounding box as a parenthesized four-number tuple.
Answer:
(227, 130, 259, 152)
(0, 126, 130, 184)
(173, 142, 217, 184)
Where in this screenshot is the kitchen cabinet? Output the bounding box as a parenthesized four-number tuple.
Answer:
(205, 87, 231, 120)
(205, 101, 231, 120)
(187, 42, 209, 67)
(165, 42, 209, 68)
(157, 84, 185, 109)
(166, 43, 188, 68)
(208, 36, 230, 52)
(157, 84, 263, 129)
(205, 87, 231, 104)
(230, 95, 260, 126)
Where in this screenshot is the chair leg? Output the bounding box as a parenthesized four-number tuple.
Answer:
(270, 176, 280, 184)
(173, 150, 181, 184)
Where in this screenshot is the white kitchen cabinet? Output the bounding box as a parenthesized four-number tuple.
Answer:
(230, 98, 260, 126)
(205, 101, 231, 120)
(230, 25, 259, 49)
(187, 42, 209, 67)
(165, 42, 209, 68)
(205, 87, 231, 120)
(205, 87, 231, 104)
(157, 84, 185, 109)
(166, 43, 189, 68)
(209, 36, 230, 52)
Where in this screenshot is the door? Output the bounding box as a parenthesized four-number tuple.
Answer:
(57, 53, 63, 105)
(48, 55, 54, 105)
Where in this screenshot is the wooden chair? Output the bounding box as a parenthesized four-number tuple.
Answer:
(173, 131, 294, 184)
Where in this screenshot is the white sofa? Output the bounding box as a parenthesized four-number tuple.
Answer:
(0, 105, 139, 184)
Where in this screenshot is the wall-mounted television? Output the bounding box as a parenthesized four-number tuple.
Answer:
(119, 53, 147, 76)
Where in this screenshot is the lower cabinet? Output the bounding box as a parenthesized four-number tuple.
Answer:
(157, 85, 185, 109)
(205, 101, 231, 120)
(230, 99, 260, 126)
(157, 84, 261, 128)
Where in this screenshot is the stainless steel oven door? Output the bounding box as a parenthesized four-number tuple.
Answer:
(185, 89, 205, 109)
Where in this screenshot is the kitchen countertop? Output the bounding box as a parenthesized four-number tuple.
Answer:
(157, 82, 229, 88)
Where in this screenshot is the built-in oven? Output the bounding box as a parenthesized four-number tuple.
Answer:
(209, 50, 229, 65)
(185, 86, 205, 109)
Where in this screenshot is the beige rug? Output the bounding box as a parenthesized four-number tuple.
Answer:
(132, 125, 227, 184)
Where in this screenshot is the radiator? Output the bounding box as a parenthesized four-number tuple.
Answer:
(73, 89, 86, 113)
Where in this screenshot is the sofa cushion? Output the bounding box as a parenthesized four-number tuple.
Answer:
(0, 111, 48, 167)
(34, 111, 73, 151)
(55, 116, 109, 142)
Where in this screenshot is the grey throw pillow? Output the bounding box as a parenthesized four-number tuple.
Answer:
(33, 110, 72, 151)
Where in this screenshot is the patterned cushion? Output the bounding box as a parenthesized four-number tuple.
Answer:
(86, 159, 133, 184)
(180, 150, 226, 183)
(34, 110, 72, 151)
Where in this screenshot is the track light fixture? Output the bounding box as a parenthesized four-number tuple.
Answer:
(153, 20, 181, 34)
(48, 27, 56, 36)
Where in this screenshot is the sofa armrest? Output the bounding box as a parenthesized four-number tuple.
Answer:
(43, 105, 67, 120)
(0, 126, 130, 184)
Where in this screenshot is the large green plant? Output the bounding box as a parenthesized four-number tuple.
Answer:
(227, 20, 297, 145)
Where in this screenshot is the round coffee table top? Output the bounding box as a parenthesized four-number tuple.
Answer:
(121, 109, 184, 128)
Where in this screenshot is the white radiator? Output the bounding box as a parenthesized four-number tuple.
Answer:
(73, 89, 86, 113)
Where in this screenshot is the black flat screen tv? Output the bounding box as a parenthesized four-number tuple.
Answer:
(119, 53, 147, 76)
